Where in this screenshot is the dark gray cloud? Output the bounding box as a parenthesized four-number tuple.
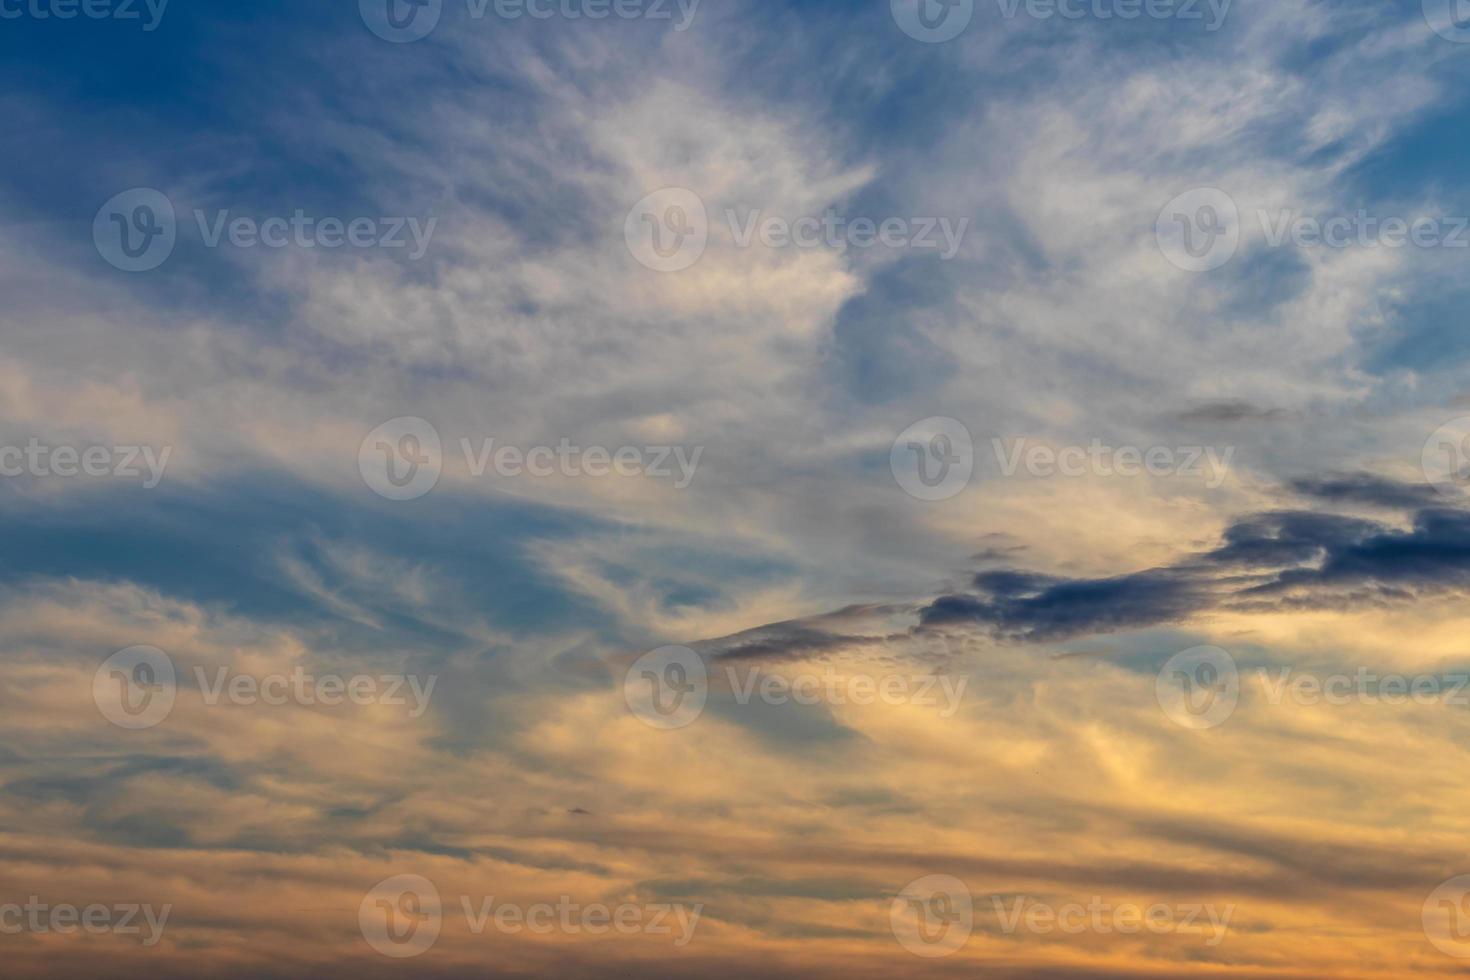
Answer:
(1290, 472, 1450, 510)
(921, 490, 1470, 642)
(1174, 400, 1290, 424)
(703, 625, 884, 664)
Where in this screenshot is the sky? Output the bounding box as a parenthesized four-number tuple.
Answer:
(5, 0, 1470, 976)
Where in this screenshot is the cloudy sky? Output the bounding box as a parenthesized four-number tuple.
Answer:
(5, 0, 1470, 975)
